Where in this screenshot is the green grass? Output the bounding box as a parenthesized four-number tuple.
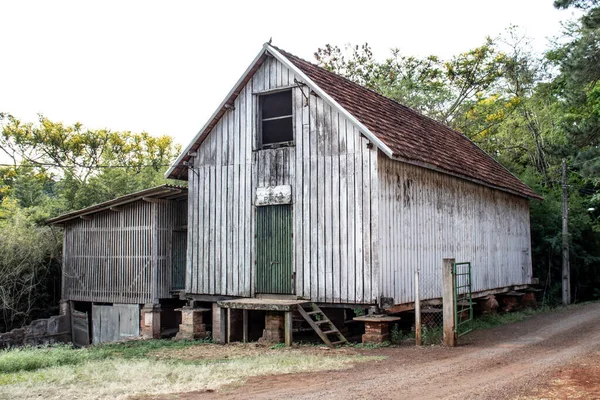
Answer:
(469, 306, 553, 331)
(0, 341, 383, 399)
(0, 339, 210, 374)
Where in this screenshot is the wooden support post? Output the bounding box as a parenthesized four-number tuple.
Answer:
(284, 311, 293, 347)
(242, 309, 248, 343)
(415, 270, 422, 346)
(442, 258, 457, 347)
(219, 306, 228, 345)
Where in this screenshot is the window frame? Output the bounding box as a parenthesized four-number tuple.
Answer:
(257, 88, 294, 150)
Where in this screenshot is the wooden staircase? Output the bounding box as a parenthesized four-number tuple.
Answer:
(297, 303, 348, 348)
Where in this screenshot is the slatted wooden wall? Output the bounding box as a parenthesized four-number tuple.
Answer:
(187, 55, 379, 304)
(62, 199, 187, 304)
(378, 156, 533, 305)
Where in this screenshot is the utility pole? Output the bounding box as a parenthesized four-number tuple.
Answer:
(562, 158, 571, 305)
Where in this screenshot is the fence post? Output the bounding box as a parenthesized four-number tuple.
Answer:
(415, 270, 421, 346)
(442, 258, 457, 347)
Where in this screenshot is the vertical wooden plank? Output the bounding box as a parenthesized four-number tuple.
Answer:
(210, 133, 218, 294)
(269, 57, 277, 89)
(316, 97, 326, 302)
(361, 138, 371, 303)
(151, 203, 159, 304)
(331, 112, 340, 302)
(309, 93, 319, 301)
(324, 103, 333, 303)
(346, 124, 356, 304)
(244, 83, 253, 297)
(369, 147, 379, 304)
(302, 92, 311, 299)
(415, 270, 422, 346)
(227, 164, 234, 295)
(193, 160, 201, 295)
(293, 87, 303, 296)
(338, 116, 348, 303)
(354, 130, 364, 303)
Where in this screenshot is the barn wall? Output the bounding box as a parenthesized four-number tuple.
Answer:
(187, 55, 378, 303)
(378, 156, 533, 305)
(62, 199, 187, 304)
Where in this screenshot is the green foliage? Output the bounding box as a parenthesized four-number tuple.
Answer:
(421, 326, 444, 345)
(0, 114, 181, 331)
(0, 198, 61, 331)
(315, 38, 509, 129)
(389, 323, 404, 344)
(0, 113, 181, 212)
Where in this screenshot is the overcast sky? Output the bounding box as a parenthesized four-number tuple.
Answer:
(0, 0, 577, 148)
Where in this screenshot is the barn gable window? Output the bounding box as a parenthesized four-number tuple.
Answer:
(259, 90, 293, 148)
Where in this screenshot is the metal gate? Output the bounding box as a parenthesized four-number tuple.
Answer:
(71, 308, 90, 347)
(454, 262, 473, 337)
(256, 204, 293, 294)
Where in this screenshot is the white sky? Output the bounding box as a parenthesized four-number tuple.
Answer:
(0, 0, 577, 149)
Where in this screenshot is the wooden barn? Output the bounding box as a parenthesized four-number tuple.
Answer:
(48, 185, 188, 344)
(165, 43, 540, 344)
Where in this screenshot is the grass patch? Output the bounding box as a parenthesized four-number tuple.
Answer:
(0, 341, 384, 399)
(0, 344, 382, 400)
(470, 306, 553, 331)
(0, 339, 210, 374)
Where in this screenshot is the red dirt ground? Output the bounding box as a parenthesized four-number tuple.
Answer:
(159, 302, 600, 400)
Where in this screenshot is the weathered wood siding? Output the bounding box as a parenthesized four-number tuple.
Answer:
(378, 156, 533, 304)
(187, 56, 379, 303)
(62, 199, 187, 304)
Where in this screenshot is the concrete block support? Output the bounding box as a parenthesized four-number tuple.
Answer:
(175, 307, 210, 340)
(354, 316, 401, 344)
(141, 304, 162, 339)
(260, 312, 285, 343)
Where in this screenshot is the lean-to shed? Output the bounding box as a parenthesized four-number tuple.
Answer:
(167, 43, 541, 310)
(48, 185, 188, 343)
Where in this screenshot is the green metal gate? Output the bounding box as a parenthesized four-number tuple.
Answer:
(256, 204, 293, 294)
(453, 262, 473, 337)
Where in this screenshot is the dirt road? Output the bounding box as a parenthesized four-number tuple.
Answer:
(188, 302, 600, 400)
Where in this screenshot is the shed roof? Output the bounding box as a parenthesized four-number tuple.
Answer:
(167, 44, 540, 200)
(47, 185, 187, 225)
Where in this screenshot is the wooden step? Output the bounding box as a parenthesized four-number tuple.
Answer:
(296, 302, 348, 349)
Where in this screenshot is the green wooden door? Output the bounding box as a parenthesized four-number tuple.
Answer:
(256, 205, 293, 294)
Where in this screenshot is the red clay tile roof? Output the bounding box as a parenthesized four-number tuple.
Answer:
(276, 47, 540, 200)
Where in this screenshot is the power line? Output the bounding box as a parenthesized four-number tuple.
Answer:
(0, 162, 187, 169)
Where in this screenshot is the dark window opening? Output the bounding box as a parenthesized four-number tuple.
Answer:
(260, 90, 293, 147)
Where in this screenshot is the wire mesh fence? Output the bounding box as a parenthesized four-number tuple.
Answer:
(414, 269, 444, 345)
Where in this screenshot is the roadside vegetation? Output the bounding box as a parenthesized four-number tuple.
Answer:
(0, 340, 382, 399)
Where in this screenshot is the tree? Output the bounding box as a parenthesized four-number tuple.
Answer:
(0, 113, 181, 212)
(314, 39, 509, 129)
